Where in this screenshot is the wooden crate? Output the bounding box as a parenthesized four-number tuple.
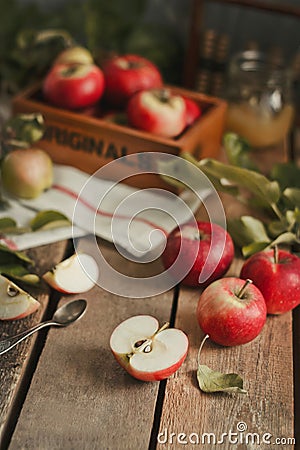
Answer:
(12, 84, 227, 191)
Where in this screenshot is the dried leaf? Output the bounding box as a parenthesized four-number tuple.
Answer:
(197, 364, 247, 394)
(197, 335, 247, 394)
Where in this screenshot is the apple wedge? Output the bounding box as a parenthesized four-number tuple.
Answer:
(43, 253, 99, 294)
(0, 275, 40, 320)
(110, 315, 189, 381)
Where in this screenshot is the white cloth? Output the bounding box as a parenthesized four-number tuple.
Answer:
(0, 165, 210, 256)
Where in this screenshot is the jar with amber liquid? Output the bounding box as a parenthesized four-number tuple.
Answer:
(225, 51, 295, 149)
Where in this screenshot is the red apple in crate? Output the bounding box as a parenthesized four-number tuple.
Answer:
(183, 96, 202, 126)
(240, 247, 300, 314)
(127, 88, 186, 138)
(161, 221, 234, 287)
(110, 315, 188, 381)
(54, 46, 94, 66)
(1, 148, 53, 199)
(43, 253, 99, 294)
(197, 278, 267, 346)
(102, 53, 163, 107)
(43, 63, 105, 110)
(0, 275, 39, 320)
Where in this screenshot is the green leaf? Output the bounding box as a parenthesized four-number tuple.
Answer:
(197, 335, 247, 394)
(2, 113, 45, 151)
(0, 218, 17, 231)
(268, 219, 289, 238)
(283, 188, 300, 208)
(198, 158, 281, 213)
(0, 244, 34, 265)
(242, 241, 270, 258)
(30, 210, 71, 231)
(223, 132, 259, 171)
(0, 264, 39, 285)
(228, 216, 270, 249)
(270, 163, 300, 190)
(286, 208, 300, 227)
(269, 232, 298, 248)
(197, 364, 247, 394)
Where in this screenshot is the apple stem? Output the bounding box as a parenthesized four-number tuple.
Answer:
(197, 334, 209, 366)
(273, 245, 279, 264)
(156, 89, 170, 103)
(153, 322, 170, 337)
(132, 322, 170, 356)
(237, 279, 253, 299)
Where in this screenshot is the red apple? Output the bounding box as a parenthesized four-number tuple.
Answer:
(183, 96, 202, 126)
(110, 315, 189, 381)
(43, 63, 105, 110)
(0, 275, 40, 321)
(197, 278, 267, 346)
(43, 253, 99, 294)
(240, 247, 300, 314)
(161, 221, 234, 287)
(127, 88, 186, 138)
(102, 54, 163, 107)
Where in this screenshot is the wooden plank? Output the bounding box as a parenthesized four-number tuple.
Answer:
(156, 160, 295, 448)
(157, 255, 294, 449)
(9, 239, 175, 450)
(0, 241, 69, 448)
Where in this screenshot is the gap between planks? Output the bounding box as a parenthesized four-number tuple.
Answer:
(0, 241, 74, 450)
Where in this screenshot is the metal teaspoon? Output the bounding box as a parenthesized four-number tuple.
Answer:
(0, 299, 87, 355)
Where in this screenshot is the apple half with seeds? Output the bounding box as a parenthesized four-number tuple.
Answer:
(43, 253, 99, 294)
(110, 315, 189, 381)
(0, 275, 40, 320)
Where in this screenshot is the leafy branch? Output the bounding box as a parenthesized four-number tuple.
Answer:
(175, 133, 300, 257)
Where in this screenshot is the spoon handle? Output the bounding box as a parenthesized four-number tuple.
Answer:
(0, 320, 56, 355)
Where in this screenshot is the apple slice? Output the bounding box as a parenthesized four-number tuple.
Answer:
(110, 315, 189, 381)
(43, 253, 99, 294)
(0, 275, 40, 320)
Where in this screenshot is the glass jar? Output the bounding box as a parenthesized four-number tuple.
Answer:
(225, 50, 295, 149)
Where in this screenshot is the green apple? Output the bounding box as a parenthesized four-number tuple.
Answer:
(1, 148, 53, 199)
(54, 46, 94, 66)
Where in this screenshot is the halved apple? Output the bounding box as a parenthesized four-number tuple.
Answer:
(42, 253, 99, 294)
(110, 315, 189, 381)
(0, 275, 40, 320)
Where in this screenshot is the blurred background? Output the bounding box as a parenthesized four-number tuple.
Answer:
(1, 0, 300, 96)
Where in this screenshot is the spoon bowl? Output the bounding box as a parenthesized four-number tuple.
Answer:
(53, 299, 87, 325)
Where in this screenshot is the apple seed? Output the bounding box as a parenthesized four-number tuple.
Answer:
(7, 284, 19, 297)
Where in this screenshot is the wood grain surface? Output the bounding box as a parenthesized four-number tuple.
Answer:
(0, 241, 70, 449)
(157, 263, 294, 450)
(1, 141, 298, 449)
(9, 240, 175, 450)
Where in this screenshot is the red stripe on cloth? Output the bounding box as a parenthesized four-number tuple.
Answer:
(52, 184, 167, 235)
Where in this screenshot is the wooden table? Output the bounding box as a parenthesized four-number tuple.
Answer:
(0, 152, 298, 450)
